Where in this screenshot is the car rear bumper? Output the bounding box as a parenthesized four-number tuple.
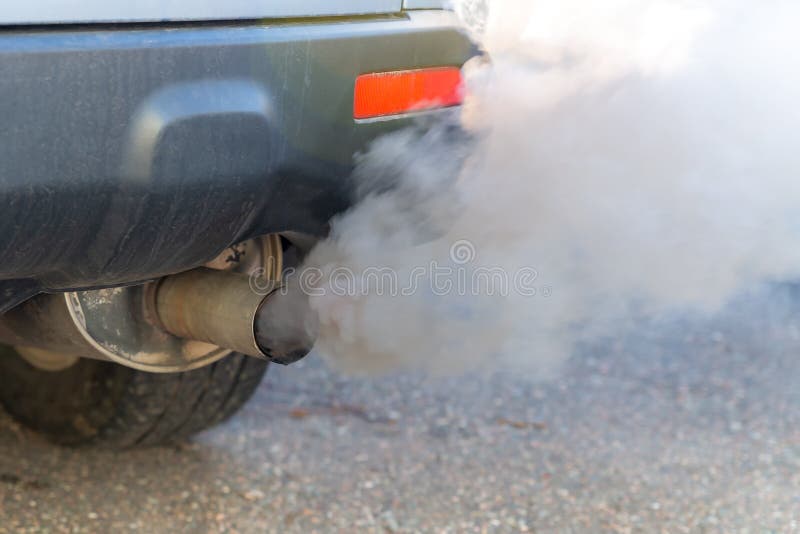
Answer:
(0, 11, 476, 312)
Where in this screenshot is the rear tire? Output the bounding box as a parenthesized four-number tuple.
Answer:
(0, 346, 268, 448)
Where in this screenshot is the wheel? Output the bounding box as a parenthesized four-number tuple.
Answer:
(0, 346, 269, 448)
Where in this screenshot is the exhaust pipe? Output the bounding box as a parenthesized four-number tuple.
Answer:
(153, 268, 317, 365)
(0, 266, 317, 372)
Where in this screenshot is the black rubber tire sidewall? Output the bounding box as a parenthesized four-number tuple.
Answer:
(0, 347, 268, 448)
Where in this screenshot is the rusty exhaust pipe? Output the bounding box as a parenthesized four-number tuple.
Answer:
(0, 237, 316, 372)
(153, 268, 318, 365)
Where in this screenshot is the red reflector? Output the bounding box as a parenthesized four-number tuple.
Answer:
(354, 67, 464, 120)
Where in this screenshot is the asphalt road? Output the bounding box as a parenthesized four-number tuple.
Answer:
(1, 286, 800, 533)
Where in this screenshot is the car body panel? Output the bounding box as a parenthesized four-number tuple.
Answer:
(0, 0, 402, 25)
(0, 11, 476, 312)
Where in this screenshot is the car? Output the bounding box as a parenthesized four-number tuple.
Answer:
(0, 0, 476, 447)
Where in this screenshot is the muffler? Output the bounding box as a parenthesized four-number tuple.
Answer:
(0, 237, 318, 372)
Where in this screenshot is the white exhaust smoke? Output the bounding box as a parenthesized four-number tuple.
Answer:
(299, 0, 800, 374)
